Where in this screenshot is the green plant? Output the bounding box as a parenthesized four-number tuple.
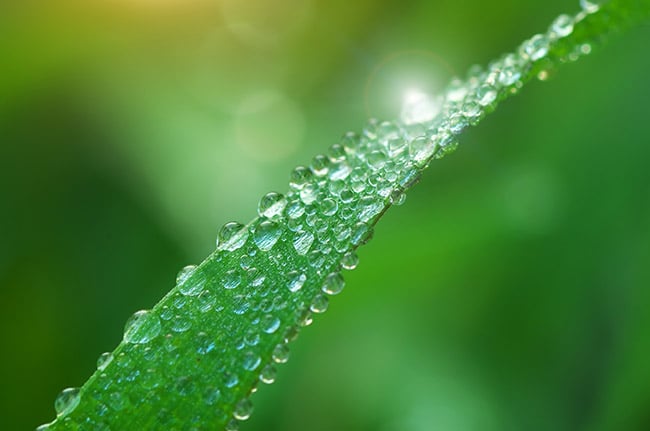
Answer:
(38, 1, 650, 430)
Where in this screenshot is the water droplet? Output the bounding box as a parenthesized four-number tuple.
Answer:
(409, 136, 436, 164)
(272, 343, 290, 364)
(580, 0, 605, 14)
(97, 352, 113, 371)
(523, 34, 549, 61)
(289, 166, 313, 190)
(293, 230, 315, 255)
(54, 387, 80, 417)
(550, 14, 574, 38)
(286, 271, 307, 292)
(218, 222, 249, 251)
(253, 221, 282, 251)
(242, 352, 261, 371)
(177, 266, 205, 297)
(299, 184, 318, 205)
(261, 315, 281, 334)
(197, 291, 216, 312)
(124, 310, 161, 344)
(367, 150, 387, 170)
(341, 251, 359, 270)
(286, 200, 305, 219)
(233, 399, 253, 421)
(222, 269, 242, 289)
(311, 154, 330, 176)
(225, 419, 240, 431)
(259, 364, 277, 384)
(176, 265, 196, 285)
(310, 294, 329, 314)
(477, 84, 497, 106)
(258, 192, 287, 219)
(171, 314, 191, 332)
(320, 198, 338, 216)
(223, 372, 239, 388)
(322, 272, 345, 295)
(204, 387, 221, 405)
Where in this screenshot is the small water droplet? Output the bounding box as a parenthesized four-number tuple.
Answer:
(54, 387, 80, 417)
(477, 84, 497, 106)
(233, 399, 254, 421)
(124, 310, 161, 344)
(253, 221, 282, 251)
(258, 192, 287, 219)
(218, 222, 249, 251)
(322, 272, 345, 295)
(177, 266, 205, 297)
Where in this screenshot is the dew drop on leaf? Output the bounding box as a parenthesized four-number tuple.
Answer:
(253, 221, 282, 251)
(217, 222, 249, 251)
(322, 272, 345, 295)
(123, 310, 161, 344)
(54, 387, 80, 417)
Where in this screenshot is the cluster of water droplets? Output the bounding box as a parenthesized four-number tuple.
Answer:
(38, 3, 607, 430)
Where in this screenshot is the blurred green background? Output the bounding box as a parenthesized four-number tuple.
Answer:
(1, 0, 649, 430)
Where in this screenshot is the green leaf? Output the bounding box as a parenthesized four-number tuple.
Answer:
(40, 1, 650, 430)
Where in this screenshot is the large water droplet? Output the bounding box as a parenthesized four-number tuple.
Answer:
(322, 272, 345, 295)
(124, 310, 161, 344)
(253, 221, 282, 251)
(341, 251, 359, 270)
(218, 222, 249, 251)
(233, 399, 253, 421)
(54, 387, 80, 417)
(310, 294, 329, 314)
(177, 265, 205, 296)
(272, 343, 290, 364)
(293, 230, 314, 255)
(259, 364, 277, 384)
(289, 166, 313, 190)
(258, 192, 287, 219)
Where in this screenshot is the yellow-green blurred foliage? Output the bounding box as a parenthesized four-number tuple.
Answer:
(1, 1, 649, 430)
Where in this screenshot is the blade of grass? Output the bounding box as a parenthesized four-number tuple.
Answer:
(40, 1, 650, 430)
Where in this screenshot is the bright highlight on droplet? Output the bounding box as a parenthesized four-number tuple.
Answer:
(401, 88, 441, 125)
